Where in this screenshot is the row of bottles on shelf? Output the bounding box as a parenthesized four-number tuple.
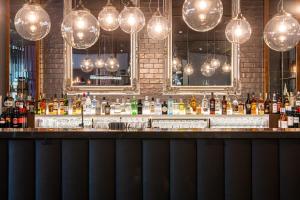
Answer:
(31, 91, 300, 116)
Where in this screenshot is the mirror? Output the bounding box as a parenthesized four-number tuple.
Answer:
(64, 0, 139, 95)
(165, 0, 240, 95)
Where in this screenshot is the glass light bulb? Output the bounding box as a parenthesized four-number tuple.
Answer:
(182, 0, 223, 32)
(98, 4, 119, 31)
(14, 3, 51, 41)
(264, 10, 300, 52)
(81, 57, 94, 72)
(222, 62, 231, 73)
(172, 57, 182, 72)
(210, 58, 221, 69)
(147, 11, 170, 40)
(183, 64, 194, 75)
(201, 62, 215, 77)
(95, 57, 105, 68)
(105, 57, 120, 72)
(225, 13, 252, 44)
(61, 9, 100, 49)
(118, 6, 145, 34)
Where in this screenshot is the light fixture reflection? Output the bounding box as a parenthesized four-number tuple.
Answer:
(81, 57, 94, 73)
(222, 62, 231, 73)
(105, 56, 120, 72)
(201, 62, 215, 77)
(183, 64, 194, 76)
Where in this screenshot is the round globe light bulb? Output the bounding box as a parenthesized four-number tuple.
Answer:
(105, 57, 120, 72)
(14, 3, 51, 41)
(119, 6, 145, 34)
(182, 0, 223, 32)
(61, 9, 100, 49)
(183, 64, 194, 75)
(95, 57, 105, 68)
(201, 62, 215, 77)
(172, 57, 182, 72)
(222, 62, 231, 73)
(147, 11, 170, 40)
(264, 10, 300, 52)
(98, 3, 119, 31)
(81, 57, 94, 73)
(210, 58, 221, 69)
(225, 13, 252, 44)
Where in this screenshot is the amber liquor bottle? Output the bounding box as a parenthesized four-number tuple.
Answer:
(210, 92, 215, 115)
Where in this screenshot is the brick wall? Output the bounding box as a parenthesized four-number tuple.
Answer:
(41, 0, 264, 98)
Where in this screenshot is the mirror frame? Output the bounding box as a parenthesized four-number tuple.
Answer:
(63, 0, 140, 95)
(164, 0, 241, 95)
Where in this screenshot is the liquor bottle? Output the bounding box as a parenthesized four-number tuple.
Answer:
(59, 93, 65, 115)
(232, 94, 239, 115)
(3, 93, 14, 111)
(272, 92, 278, 114)
(293, 109, 299, 128)
(85, 93, 92, 115)
(295, 91, 300, 111)
(5, 108, 12, 128)
(277, 95, 283, 113)
(12, 108, 19, 128)
(0, 112, 5, 128)
(238, 101, 245, 115)
(215, 95, 222, 115)
(81, 93, 87, 114)
(245, 93, 251, 114)
(137, 99, 143, 115)
(264, 93, 271, 114)
(284, 94, 290, 110)
(289, 92, 295, 108)
(286, 107, 294, 128)
(104, 102, 111, 115)
(114, 98, 121, 115)
(26, 96, 35, 114)
(120, 98, 126, 114)
(179, 98, 186, 115)
(186, 101, 192, 115)
(278, 108, 287, 128)
(143, 96, 150, 115)
(202, 94, 209, 115)
(63, 94, 69, 115)
(162, 101, 168, 115)
(155, 98, 162, 115)
(100, 97, 107, 115)
(15, 93, 25, 113)
(48, 97, 54, 115)
(125, 98, 131, 115)
(221, 95, 227, 115)
(173, 100, 179, 115)
(258, 93, 265, 115)
(91, 96, 98, 115)
(150, 97, 155, 115)
(226, 94, 233, 115)
(251, 93, 257, 115)
(131, 96, 138, 116)
(190, 96, 197, 114)
(210, 92, 215, 115)
(53, 94, 59, 115)
(167, 96, 174, 115)
(40, 94, 47, 115)
(36, 94, 42, 115)
(18, 110, 27, 128)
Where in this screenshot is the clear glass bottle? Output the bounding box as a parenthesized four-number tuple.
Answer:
(91, 96, 98, 115)
(179, 98, 186, 115)
(125, 98, 132, 115)
(210, 92, 215, 115)
(226, 94, 233, 115)
(215, 95, 222, 115)
(167, 96, 174, 116)
(143, 96, 150, 115)
(201, 94, 209, 115)
(150, 97, 155, 115)
(85, 92, 92, 115)
(101, 97, 107, 115)
(272, 92, 278, 114)
(258, 93, 265, 115)
(114, 98, 121, 115)
(232, 94, 239, 115)
(155, 98, 162, 115)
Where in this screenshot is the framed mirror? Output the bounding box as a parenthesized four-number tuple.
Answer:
(64, 0, 139, 95)
(164, 0, 240, 95)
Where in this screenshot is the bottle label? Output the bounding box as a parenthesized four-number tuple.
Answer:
(162, 106, 168, 113)
(272, 104, 277, 113)
(281, 121, 288, 128)
(296, 101, 300, 106)
(4, 101, 13, 107)
(294, 117, 299, 124)
(288, 116, 294, 126)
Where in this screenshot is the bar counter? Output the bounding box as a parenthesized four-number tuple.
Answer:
(0, 128, 300, 200)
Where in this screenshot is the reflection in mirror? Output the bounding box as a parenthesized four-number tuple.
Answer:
(171, 0, 232, 87)
(9, 0, 37, 98)
(71, 0, 131, 87)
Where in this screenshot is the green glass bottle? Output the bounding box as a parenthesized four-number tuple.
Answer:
(131, 96, 138, 116)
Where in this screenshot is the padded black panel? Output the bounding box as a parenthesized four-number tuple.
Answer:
(0, 140, 8, 199)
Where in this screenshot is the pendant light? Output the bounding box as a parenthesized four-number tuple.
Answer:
(95, 38, 105, 69)
(61, 0, 100, 49)
(182, 0, 223, 32)
(225, 0, 252, 44)
(264, 0, 300, 52)
(210, 30, 221, 69)
(105, 33, 119, 72)
(222, 40, 232, 73)
(183, 30, 194, 76)
(14, 0, 51, 41)
(118, 1, 145, 34)
(147, 0, 170, 40)
(98, 0, 120, 31)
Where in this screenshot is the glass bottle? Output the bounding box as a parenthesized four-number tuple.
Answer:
(238, 100, 245, 115)
(264, 93, 271, 114)
(251, 93, 257, 115)
(277, 94, 283, 114)
(232, 93, 239, 115)
(137, 99, 143, 115)
(221, 95, 227, 115)
(91, 96, 98, 115)
(125, 98, 132, 115)
(295, 91, 300, 110)
(143, 96, 150, 115)
(190, 96, 197, 114)
(167, 96, 174, 115)
(201, 94, 209, 115)
(105, 102, 111, 115)
(209, 92, 215, 115)
(36, 94, 42, 115)
(272, 92, 278, 114)
(245, 93, 251, 114)
(84, 93, 92, 115)
(258, 93, 265, 115)
(215, 95, 222, 115)
(155, 98, 162, 115)
(226, 94, 233, 115)
(286, 107, 294, 128)
(63, 94, 69, 115)
(114, 98, 121, 115)
(59, 93, 65, 115)
(3, 92, 14, 111)
(162, 101, 168, 115)
(179, 98, 186, 115)
(52, 94, 59, 115)
(101, 97, 107, 115)
(131, 96, 138, 116)
(48, 96, 54, 115)
(150, 97, 155, 115)
(279, 108, 287, 128)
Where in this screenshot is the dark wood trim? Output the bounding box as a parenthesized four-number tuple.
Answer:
(35, 41, 41, 100)
(263, 0, 270, 94)
(297, 45, 300, 91)
(5, 0, 10, 94)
